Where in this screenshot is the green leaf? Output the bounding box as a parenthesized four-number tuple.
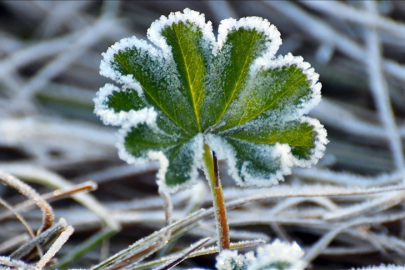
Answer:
(95, 9, 327, 192)
(201, 19, 280, 130)
(160, 21, 212, 131)
(119, 123, 203, 191)
(217, 61, 314, 132)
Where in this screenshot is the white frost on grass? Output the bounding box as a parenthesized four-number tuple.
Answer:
(217, 16, 282, 57)
(94, 83, 156, 126)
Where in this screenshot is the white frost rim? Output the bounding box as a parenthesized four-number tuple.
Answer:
(116, 125, 204, 193)
(147, 8, 215, 57)
(251, 52, 322, 121)
(100, 36, 161, 88)
(292, 116, 328, 168)
(94, 83, 157, 126)
(217, 16, 282, 57)
(205, 134, 290, 187)
(205, 117, 328, 187)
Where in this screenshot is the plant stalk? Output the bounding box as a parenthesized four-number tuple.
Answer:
(202, 143, 230, 251)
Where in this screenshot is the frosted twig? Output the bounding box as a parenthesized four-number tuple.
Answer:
(323, 191, 405, 220)
(301, 1, 405, 38)
(35, 1, 89, 38)
(293, 168, 405, 187)
(8, 17, 119, 107)
(74, 163, 159, 184)
(35, 225, 74, 270)
(267, 197, 337, 216)
(302, 223, 357, 268)
(0, 31, 80, 91)
(303, 210, 405, 266)
(0, 170, 54, 235)
(362, 1, 405, 171)
(321, 246, 377, 255)
(264, 1, 405, 82)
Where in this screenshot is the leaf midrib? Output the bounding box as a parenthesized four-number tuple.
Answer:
(172, 25, 202, 132)
(214, 31, 259, 127)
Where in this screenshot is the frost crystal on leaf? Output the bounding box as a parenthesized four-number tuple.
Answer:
(215, 240, 304, 270)
(216, 250, 251, 270)
(94, 8, 327, 192)
(247, 240, 305, 270)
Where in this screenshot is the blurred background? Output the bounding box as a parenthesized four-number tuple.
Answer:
(1, 1, 405, 269)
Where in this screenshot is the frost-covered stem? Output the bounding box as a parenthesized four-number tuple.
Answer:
(202, 143, 230, 251)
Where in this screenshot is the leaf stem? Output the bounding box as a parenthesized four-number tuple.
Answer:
(202, 143, 230, 251)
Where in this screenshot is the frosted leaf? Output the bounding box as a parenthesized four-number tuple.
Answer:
(95, 8, 327, 192)
(216, 250, 250, 270)
(247, 240, 305, 270)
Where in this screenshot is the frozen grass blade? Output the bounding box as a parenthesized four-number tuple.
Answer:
(10, 218, 67, 260)
(153, 237, 211, 270)
(35, 225, 74, 269)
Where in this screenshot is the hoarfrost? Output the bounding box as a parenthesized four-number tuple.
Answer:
(206, 134, 290, 187)
(250, 53, 322, 123)
(100, 36, 159, 89)
(217, 16, 281, 57)
(148, 8, 215, 59)
(95, 8, 327, 191)
(156, 133, 204, 194)
(216, 250, 253, 270)
(93, 84, 156, 126)
(293, 117, 328, 168)
(248, 239, 304, 270)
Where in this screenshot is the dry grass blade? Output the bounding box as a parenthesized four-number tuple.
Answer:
(35, 225, 74, 269)
(0, 170, 54, 235)
(133, 239, 266, 270)
(153, 237, 211, 270)
(0, 181, 97, 221)
(10, 218, 67, 259)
